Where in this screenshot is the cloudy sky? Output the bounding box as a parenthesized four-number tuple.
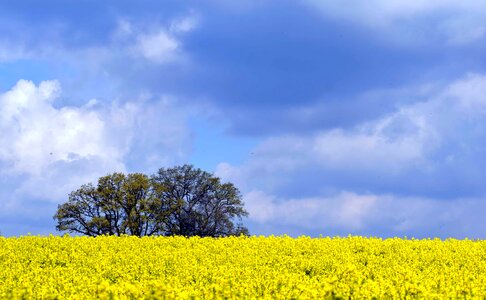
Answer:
(2, 1, 486, 238)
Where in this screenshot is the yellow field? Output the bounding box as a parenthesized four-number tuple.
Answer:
(1, 235, 486, 299)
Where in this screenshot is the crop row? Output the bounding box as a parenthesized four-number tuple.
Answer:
(1, 235, 485, 299)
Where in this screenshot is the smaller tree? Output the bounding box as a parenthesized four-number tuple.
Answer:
(54, 173, 164, 237)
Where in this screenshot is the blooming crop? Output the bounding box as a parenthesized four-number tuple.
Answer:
(1, 235, 486, 299)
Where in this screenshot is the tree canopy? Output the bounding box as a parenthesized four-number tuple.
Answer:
(54, 165, 249, 237)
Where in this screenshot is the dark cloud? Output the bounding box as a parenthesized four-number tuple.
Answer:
(214, 73, 486, 238)
(91, 1, 486, 136)
(3, 1, 486, 137)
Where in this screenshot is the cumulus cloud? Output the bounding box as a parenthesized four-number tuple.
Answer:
(116, 15, 198, 64)
(219, 73, 486, 178)
(0, 10, 199, 235)
(216, 73, 486, 237)
(0, 79, 193, 235)
(0, 80, 191, 203)
(242, 190, 486, 238)
(243, 190, 377, 231)
(0, 80, 122, 177)
(135, 31, 179, 63)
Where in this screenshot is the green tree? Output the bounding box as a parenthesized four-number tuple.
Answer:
(54, 165, 249, 237)
(152, 165, 249, 237)
(54, 173, 166, 236)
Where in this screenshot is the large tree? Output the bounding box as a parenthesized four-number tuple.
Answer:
(54, 165, 249, 237)
(152, 165, 249, 237)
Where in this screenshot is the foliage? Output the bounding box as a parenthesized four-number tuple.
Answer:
(1, 235, 486, 299)
(54, 173, 164, 236)
(54, 165, 249, 237)
(152, 165, 249, 237)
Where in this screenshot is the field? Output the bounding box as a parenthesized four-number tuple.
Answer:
(1, 235, 486, 299)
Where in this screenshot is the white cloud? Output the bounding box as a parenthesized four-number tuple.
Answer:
(307, 0, 479, 23)
(216, 73, 486, 237)
(0, 80, 121, 176)
(216, 104, 437, 185)
(169, 16, 198, 33)
(311, 113, 433, 171)
(0, 80, 191, 203)
(135, 31, 180, 63)
(0, 80, 193, 236)
(115, 16, 198, 64)
(0, 13, 197, 66)
(305, 0, 486, 44)
(242, 189, 486, 237)
(243, 190, 377, 230)
(113, 19, 134, 40)
(218, 73, 486, 182)
(447, 73, 486, 112)
(121, 94, 192, 171)
(0, 41, 29, 62)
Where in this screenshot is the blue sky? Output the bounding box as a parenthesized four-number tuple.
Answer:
(2, 1, 486, 238)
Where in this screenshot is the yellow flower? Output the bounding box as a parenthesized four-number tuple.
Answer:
(1, 235, 486, 299)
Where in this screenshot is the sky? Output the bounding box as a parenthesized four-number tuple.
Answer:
(2, 1, 486, 238)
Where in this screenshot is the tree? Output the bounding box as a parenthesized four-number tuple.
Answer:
(54, 165, 249, 237)
(152, 165, 249, 237)
(54, 173, 168, 237)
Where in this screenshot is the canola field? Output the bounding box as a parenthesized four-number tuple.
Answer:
(1, 235, 486, 299)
